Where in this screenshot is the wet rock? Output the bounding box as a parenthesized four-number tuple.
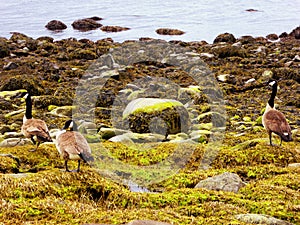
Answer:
(156, 28, 185, 35)
(72, 18, 102, 31)
(235, 214, 294, 225)
(3, 62, 18, 70)
(101, 26, 130, 32)
(266, 33, 278, 41)
(0, 38, 10, 58)
(87, 16, 103, 21)
(123, 98, 190, 135)
(45, 20, 67, 30)
(213, 33, 236, 44)
(194, 172, 246, 193)
(0, 138, 31, 147)
(197, 111, 226, 127)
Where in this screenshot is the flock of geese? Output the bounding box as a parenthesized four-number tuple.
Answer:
(18, 80, 292, 172)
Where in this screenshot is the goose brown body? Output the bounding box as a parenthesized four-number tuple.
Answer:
(262, 81, 292, 146)
(56, 120, 94, 172)
(21, 93, 52, 150)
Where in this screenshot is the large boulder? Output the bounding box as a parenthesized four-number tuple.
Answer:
(122, 98, 190, 136)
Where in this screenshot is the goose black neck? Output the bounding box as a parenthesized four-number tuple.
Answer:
(268, 82, 277, 108)
(25, 95, 33, 119)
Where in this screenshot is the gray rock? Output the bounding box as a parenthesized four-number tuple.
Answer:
(3, 132, 23, 139)
(109, 132, 166, 143)
(235, 214, 294, 225)
(195, 172, 246, 193)
(0, 138, 31, 147)
(288, 163, 300, 168)
(189, 130, 208, 143)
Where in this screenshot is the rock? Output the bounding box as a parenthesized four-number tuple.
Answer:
(71, 18, 102, 31)
(199, 52, 214, 58)
(0, 138, 31, 147)
(101, 26, 130, 32)
(238, 35, 255, 44)
(288, 163, 300, 168)
(123, 98, 190, 135)
(189, 130, 208, 143)
(83, 220, 172, 225)
(83, 134, 101, 143)
(99, 127, 129, 140)
(45, 20, 67, 30)
(292, 55, 300, 62)
(0, 38, 10, 58)
(3, 132, 23, 139)
(194, 172, 246, 193)
(110, 132, 166, 143)
(127, 220, 172, 225)
(0, 76, 44, 96)
(69, 48, 97, 60)
(235, 214, 294, 225)
(289, 26, 300, 39)
(213, 33, 236, 44)
(245, 9, 259, 12)
(266, 33, 279, 41)
(3, 62, 18, 70)
(49, 105, 76, 117)
(156, 28, 185, 35)
(217, 74, 236, 84)
(197, 111, 225, 127)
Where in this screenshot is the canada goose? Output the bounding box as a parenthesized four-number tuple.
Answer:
(56, 120, 94, 172)
(21, 92, 52, 151)
(262, 81, 292, 146)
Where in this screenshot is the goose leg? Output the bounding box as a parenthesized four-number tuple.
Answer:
(65, 160, 71, 172)
(269, 132, 273, 146)
(77, 160, 81, 172)
(280, 138, 282, 146)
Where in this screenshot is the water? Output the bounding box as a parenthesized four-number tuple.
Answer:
(0, 0, 299, 43)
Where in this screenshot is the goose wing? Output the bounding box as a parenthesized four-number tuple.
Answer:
(57, 131, 91, 156)
(265, 110, 291, 134)
(22, 119, 52, 141)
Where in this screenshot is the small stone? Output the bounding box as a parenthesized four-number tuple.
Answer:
(195, 172, 246, 193)
(288, 163, 300, 168)
(199, 53, 214, 58)
(72, 18, 102, 31)
(3, 62, 18, 70)
(101, 26, 130, 32)
(156, 28, 185, 35)
(293, 55, 300, 62)
(0, 138, 31, 147)
(235, 214, 294, 225)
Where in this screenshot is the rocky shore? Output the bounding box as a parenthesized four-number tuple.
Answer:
(0, 26, 299, 225)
